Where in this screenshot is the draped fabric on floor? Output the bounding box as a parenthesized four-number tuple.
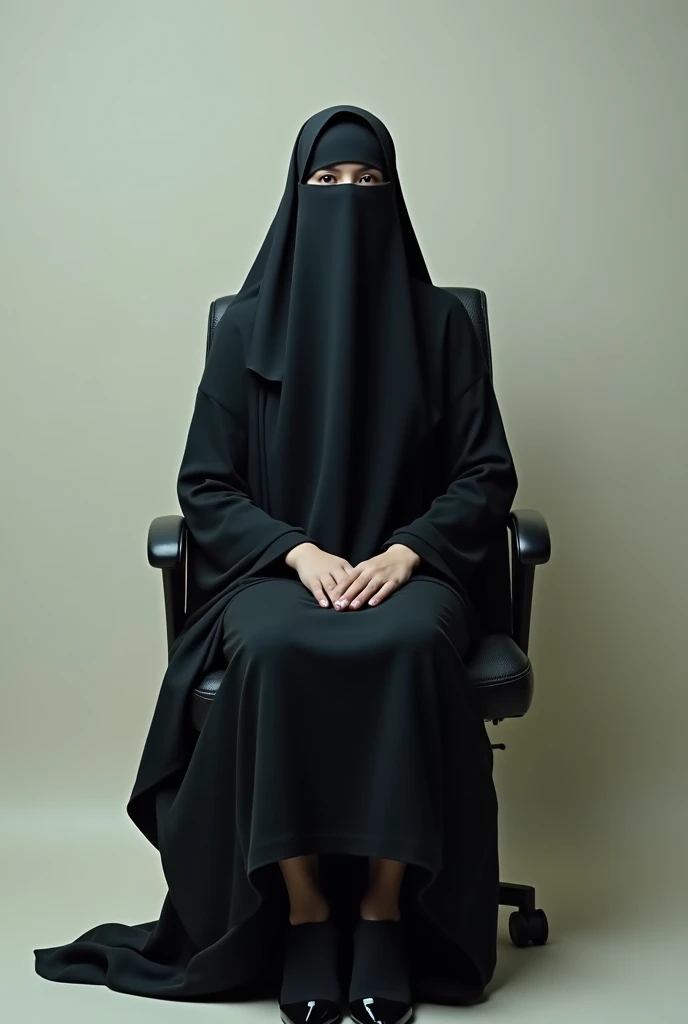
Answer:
(34, 104, 519, 1005)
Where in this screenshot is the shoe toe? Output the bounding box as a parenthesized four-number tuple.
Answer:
(349, 997, 412, 1024)
(280, 998, 341, 1024)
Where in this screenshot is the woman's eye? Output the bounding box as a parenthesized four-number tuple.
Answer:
(319, 174, 336, 184)
(360, 174, 374, 184)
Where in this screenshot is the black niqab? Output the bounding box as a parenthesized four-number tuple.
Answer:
(234, 108, 440, 565)
(234, 106, 431, 383)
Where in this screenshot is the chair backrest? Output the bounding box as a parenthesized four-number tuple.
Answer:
(206, 287, 494, 380)
(201, 287, 512, 636)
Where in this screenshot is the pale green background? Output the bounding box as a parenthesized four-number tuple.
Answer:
(1, 0, 686, 1020)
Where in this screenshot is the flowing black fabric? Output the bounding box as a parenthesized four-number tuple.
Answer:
(34, 104, 519, 1006)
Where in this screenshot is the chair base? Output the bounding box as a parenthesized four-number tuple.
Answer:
(499, 882, 550, 947)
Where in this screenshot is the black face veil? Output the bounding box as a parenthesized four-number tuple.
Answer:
(226, 105, 443, 563)
(231, 104, 433, 383)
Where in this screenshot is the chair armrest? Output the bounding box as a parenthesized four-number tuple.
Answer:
(507, 508, 551, 655)
(147, 515, 187, 658)
(148, 514, 186, 569)
(508, 508, 551, 566)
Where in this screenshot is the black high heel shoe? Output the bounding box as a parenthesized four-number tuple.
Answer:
(279, 920, 342, 1024)
(280, 999, 341, 1024)
(349, 997, 412, 1024)
(348, 919, 413, 1024)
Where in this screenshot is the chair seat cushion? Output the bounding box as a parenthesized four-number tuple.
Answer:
(466, 632, 533, 720)
(189, 632, 532, 732)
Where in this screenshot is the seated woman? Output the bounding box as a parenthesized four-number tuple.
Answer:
(34, 104, 519, 1024)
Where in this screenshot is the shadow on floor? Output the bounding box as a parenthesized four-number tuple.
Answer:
(486, 933, 553, 995)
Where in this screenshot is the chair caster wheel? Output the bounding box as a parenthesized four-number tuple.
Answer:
(508, 908, 549, 947)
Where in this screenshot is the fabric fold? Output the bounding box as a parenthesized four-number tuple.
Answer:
(382, 370, 518, 600)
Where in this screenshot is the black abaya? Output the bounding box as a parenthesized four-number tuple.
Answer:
(34, 105, 519, 1005)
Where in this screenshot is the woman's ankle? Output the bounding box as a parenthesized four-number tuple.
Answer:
(359, 896, 401, 922)
(289, 897, 331, 925)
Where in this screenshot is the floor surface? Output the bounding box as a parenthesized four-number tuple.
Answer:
(3, 813, 684, 1023)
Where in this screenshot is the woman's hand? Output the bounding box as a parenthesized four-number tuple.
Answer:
(285, 543, 356, 608)
(330, 543, 421, 610)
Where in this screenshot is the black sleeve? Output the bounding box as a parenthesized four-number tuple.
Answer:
(176, 316, 315, 579)
(381, 303, 518, 590)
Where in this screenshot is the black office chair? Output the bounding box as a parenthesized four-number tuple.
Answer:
(147, 288, 552, 948)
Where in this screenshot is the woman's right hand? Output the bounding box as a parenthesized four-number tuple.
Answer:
(285, 543, 355, 608)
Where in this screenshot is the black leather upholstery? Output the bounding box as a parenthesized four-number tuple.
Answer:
(444, 286, 493, 376)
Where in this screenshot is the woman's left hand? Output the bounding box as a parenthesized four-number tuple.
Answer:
(331, 543, 421, 610)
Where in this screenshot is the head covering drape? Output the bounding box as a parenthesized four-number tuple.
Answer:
(222, 104, 444, 564)
(230, 104, 432, 382)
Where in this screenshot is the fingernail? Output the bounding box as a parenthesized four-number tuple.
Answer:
(320, 600, 328, 607)
(339, 599, 349, 608)
(351, 600, 360, 608)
